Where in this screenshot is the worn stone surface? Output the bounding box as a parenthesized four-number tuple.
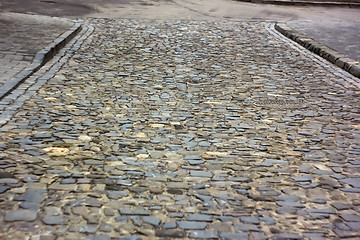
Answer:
(0, 18, 360, 239)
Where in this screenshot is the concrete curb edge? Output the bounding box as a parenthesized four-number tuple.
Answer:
(275, 22, 360, 78)
(0, 21, 82, 100)
(237, 0, 360, 8)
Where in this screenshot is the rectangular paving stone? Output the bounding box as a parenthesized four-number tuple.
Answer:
(48, 184, 78, 191)
(167, 182, 189, 189)
(142, 216, 161, 226)
(5, 209, 37, 222)
(119, 209, 150, 216)
(233, 223, 260, 232)
(177, 221, 207, 230)
(220, 232, 249, 240)
(187, 214, 213, 222)
(189, 230, 218, 239)
(190, 170, 213, 178)
(155, 229, 186, 238)
(340, 214, 360, 222)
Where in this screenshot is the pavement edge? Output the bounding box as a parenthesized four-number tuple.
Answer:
(0, 21, 82, 100)
(275, 22, 360, 78)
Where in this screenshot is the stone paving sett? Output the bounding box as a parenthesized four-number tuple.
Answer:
(0, 18, 360, 240)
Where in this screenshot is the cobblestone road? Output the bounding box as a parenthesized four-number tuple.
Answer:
(0, 19, 360, 240)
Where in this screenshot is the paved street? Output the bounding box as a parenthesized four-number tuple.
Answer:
(0, 18, 360, 239)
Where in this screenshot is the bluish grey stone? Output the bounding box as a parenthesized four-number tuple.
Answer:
(130, 216, 141, 226)
(115, 216, 128, 222)
(184, 155, 201, 160)
(61, 178, 76, 184)
(189, 230, 218, 239)
(117, 179, 132, 186)
(163, 222, 176, 229)
(260, 217, 276, 225)
(119, 209, 150, 216)
(5, 210, 37, 222)
(240, 216, 260, 224)
(196, 195, 212, 202)
(99, 223, 114, 232)
(177, 221, 207, 229)
(333, 229, 360, 238)
(79, 224, 97, 233)
(190, 170, 213, 178)
(0, 178, 19, 184)
(340, 178, 360, 188)
(277, 201, 304, 208)
(275, 195, 300, 202)
(156, 229, 186, 238)
(41, 215, 65, 225)
(20, 202, 41, 210)
(347, 222, 360, 230)
(255, 159, 289, 167)
(167, 182, 189, 189)
(0, 186, 10, 193)
(340, 214, 360, 222)
(107, 191, 128, 199)
(233, 223, 260, 232)
(14, 189, 45, 203)
(187, 214, 212, 222)
(228, 177, 251, 182)
(188, 160, 204, 165)
(307, 208, 336, 214)
(218, 216, 236, 222)
(87, 234, 111, 240)
(143, 216, 161, 226)
(291, 175, 315, 182)
(118, 236, 142, 240)
(331, 203, 352, 210)
(220, 232, 249, 240)
(168, 213, 184, 218)
(272, 233, 304, 240)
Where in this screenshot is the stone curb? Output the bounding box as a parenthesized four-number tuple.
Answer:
(275, 22, 360, 78)
(0, 21, 82, 100)
(237, 0, 360, 8)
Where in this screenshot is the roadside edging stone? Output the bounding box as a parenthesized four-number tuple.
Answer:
(275, 22, 360, 78)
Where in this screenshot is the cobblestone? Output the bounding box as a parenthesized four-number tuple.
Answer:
(0, 18, 360, 239)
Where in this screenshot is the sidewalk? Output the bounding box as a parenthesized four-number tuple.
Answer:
(239, 0, 360, 7)
(276, 20, 360, 77)
(0, 12, 81, 100)
(234, 0, 360, 78)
